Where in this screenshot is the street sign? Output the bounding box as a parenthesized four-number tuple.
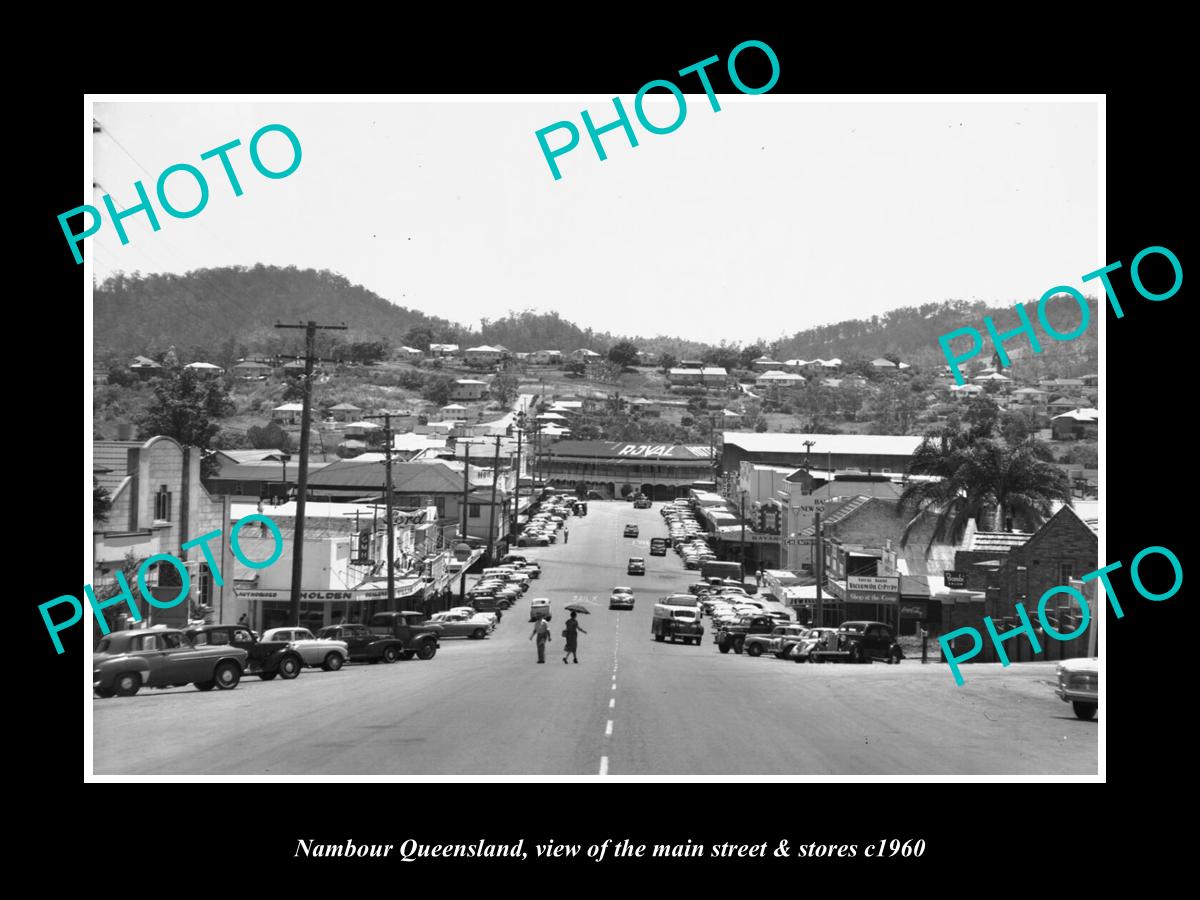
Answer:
(784, 537, 817, 546)
(943, 570, 966, 589)
(847, 575, 899, 603)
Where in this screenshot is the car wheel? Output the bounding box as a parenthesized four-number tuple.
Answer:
(733, 638, 745, 655)
(114, 672, 141, 697)
(417, 641, 438, 660)
(214, 662, 241, 690)
(382, 646, 400, 663)
(259, 672, 278, 681)
(850, 646, 864, 664)
(279, 654, 301, 679)
(1073, 702, 1097, 721)
(810, 654, 820, 664)
(195, 680, 216, 691)
(472, 628, 486, 640)
(655, 633, 666, 643)
(747, 644, 763, 657)
(323, 652, 344, 672)
(94, 687, 115, 699)
(889, 648, 903, 665)
(399, 650, 415, 661)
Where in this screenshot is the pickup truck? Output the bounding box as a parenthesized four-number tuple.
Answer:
(651, 595, 704, 645)
(809, 621, 903, 664)
(185, 623, 304, 681)
(715, 615, 778, 655)
(365, 611, 442, 660)
(743, 625, 809, 659)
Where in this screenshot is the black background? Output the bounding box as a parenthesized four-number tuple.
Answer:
(21, 20, 1184, 886)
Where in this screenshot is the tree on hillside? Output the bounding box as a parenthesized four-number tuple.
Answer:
(608, 340, 640, 369)
(659, 352, 678, 373)
(247, 422, 292, 451)
(739, 343, 767, 369)
(138, 367, 235, 479)
(867, 380, 923, 435)
(702, 344, 740, 371)
(404, 326, 435, 352)
(490, 374, 520, 407)
(281, 377, 306, 402)
(422, 374, 457, 407)
(564, 360, 587, 377)
(963, 396, 1001, 441)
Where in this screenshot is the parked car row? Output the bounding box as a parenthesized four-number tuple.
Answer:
(516, 494, 576, 546)
(660, 501, 717, 570)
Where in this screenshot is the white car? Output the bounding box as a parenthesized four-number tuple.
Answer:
(1055, 657, 1099, 720)
(261, 627, 349, 671)
(448, 606, 497, 629)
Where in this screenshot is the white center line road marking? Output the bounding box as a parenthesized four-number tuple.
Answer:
(599, 756, 609, 775)
(605, 720, 613, 737)
(609, 698, 615, 708)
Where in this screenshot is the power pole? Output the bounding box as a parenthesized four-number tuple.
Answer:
(364, 413, 397, 608)
(739, 490, 747, 573)
(486, 434, 502, 564)
(459, 440, 472, 541)
(510, 410, 525, 541)
(274, 320, 346, 625)
(814, 507, 823, 627)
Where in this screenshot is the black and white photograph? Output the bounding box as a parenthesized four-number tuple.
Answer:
(76, 90, 1112, 781)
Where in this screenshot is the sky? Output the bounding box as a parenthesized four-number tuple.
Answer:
(89, 98, 1099, 345)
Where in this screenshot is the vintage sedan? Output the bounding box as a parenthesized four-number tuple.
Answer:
(94, 626, 247, 697)
(1055, 657, 1099, 720)
(624, 524, 639, 538)
(261, 627, 349, 671)
(426, 611, 492, 639)
(448, 606, 497, 628)
(789, 627, 837, 662)
(610, 587, 635, 610)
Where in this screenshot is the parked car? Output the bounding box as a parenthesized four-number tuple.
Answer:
(94, 627, 247, 697)
(186, 623, 305, 681)
(627, 557, 646, 575)
(743, 624, 810, 659)
(448, 606, 497, 628)
(366, 611, 442, 660)
(316, 623, 409, 664)
(261, 627, 349, 671)
(715, 615, 777, 654)
(1055, 657, 1098, 720)
(529, 598, 552, 622)
(425, 611, 492, 639)
(810, 621, 903, 664)
(610, 587, 635, 610)
(790, 627, 837, 662)
(624, 524, 639, 537)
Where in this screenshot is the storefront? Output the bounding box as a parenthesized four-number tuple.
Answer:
(238, 579, 426, 632)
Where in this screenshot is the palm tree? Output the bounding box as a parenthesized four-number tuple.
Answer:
(898, 435, 1072, 552)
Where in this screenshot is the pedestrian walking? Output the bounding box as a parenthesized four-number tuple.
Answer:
(237, 613, 249, 627)
(755, 568, 763, 587)
(529, 617, 551, 663)
(564, 528, 569, 544)
(562, 611, 587, 664)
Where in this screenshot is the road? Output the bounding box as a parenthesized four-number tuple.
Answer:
(92, 500, 1098, 775)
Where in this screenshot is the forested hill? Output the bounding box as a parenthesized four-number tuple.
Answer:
(93, 266, 1098, 373)
(771, 298, 1100, 369)
(93, 266, 465, 359)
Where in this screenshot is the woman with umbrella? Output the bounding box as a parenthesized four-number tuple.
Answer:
(562, 605, 589, 664)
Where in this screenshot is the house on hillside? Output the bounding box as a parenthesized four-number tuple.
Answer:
(272, 402, 304, 425)
(451, 378, 489, 401)
(232, 360, 272, 379)
(429, 343, 459, 357)
(396, 346, 423, 360)
(752, 356, 783, 372)
(328, 402, 362, 422)
(1051, 408, 1098, 441)
(572, 348, 602, 363)
(464, 345, 505, 367)
(129, 356, 162, 378)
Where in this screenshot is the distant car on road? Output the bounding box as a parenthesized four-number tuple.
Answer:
(627, 557, 646, 575)
(529, 598, 552, 622)
(94, 627, 246, 697)
(262, 627, 349, 671)
(649, 537, 668, 556)
(610, 587, 635, 610)
(1055, 657, 1098, 720)
(624, 524, 639, 537)
(633, 497, 652, 509)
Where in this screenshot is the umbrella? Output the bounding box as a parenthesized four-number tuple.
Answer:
(564, 603, 591, 614)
